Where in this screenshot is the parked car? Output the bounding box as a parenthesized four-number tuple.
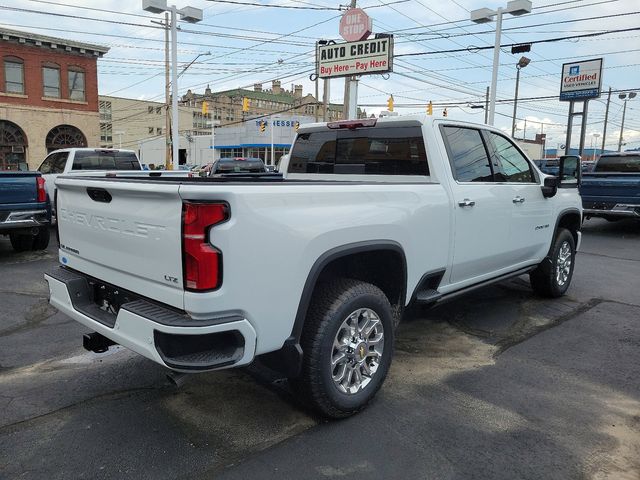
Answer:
(45, 115, 582, 418)
(581, 152, 640, 220)
(37, 148, 142, 212)
(0, 171, 51, 251)
(209, 157, 267, 175)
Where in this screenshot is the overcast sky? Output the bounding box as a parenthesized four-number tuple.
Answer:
(1, 0, 639, 150)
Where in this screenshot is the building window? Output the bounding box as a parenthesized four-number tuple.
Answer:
(148, 127, 154, 134)
(99, 100, 112, 122)
(148, 106, 154, 114)
(45, 124, 86, 153)
(42, 64, 60, 98)
(214, 107, 221, 120)
(4, 57, 24, 94)
(156, 106, 162, 114)
(68, 68, 85, 100)
(192, 112, 211, 129)
(100, 123, 112, 143)
(156, 127, 163, 135)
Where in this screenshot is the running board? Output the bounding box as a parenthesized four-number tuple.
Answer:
(437, 266, 534, 305)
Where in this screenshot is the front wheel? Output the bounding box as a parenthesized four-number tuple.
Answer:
(291, 279, 394, 419)
(530, 228, 576, 298)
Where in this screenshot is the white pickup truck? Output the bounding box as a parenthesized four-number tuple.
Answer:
(45, 116, 582, 418)
(37, 148, 142, 212)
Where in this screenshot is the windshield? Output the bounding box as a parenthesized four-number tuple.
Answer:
(594, 154, 640, 173)
(72, 151, 140, 171)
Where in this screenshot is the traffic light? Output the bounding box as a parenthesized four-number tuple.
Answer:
(259, 120, 266, 132)
(294, 121, 300, 131)
(387, 95, 394, 112)
(242, 97, 250, 112)
(201, 101, 208, 115)
(427, 101, 433, 116)
(443, 108, 448, 117)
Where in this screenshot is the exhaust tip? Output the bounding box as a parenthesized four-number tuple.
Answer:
(166, 371, 190, 388)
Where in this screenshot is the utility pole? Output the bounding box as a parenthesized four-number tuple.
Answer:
(323, 79, 330, 122)
(601, 87, 611, 152)
(484, 86, 489, 124)
(342, 0, 357, 120)
(164, 12, 171, 169)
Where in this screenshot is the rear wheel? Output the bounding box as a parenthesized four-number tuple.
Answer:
(530, 228, 576, 298)
(9, 233, 34, 252)
(32, 227, 50, 250)
(291, 278, 394, 418)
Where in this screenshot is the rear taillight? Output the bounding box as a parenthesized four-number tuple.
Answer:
(37, 176, 47, 202)
(182, 202, 229, 291)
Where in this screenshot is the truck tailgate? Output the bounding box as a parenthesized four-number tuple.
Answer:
(55, 177, 185, 309)
(580, 173, 640, 204)
(0, 173, 37, 205)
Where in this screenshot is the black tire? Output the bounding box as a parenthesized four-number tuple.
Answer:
(9, 233, 34, 252)
(291, 278, 394, 419)
(530, 228, 576, 298)
(32, 227, 50, 250)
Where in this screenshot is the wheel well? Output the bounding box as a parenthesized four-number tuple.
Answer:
(557, 211, 581, 243)
(315, 249, 406, 310)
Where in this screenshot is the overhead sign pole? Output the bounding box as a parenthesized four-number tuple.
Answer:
(559, 58, 603, 156)
(339, 6, 373, 120)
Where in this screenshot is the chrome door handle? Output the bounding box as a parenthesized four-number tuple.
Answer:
(512, 196, 526, 204)
(458, 199, 475, 207)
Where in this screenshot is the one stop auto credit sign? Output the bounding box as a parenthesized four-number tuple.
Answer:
(317, 36, 393, 79)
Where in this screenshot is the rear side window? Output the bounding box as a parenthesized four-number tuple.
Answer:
(288, 126, 428, 176)
(214, 159, 266, 173)
(441, 126, 492, 182)
(72, 151, 140, 170)
(595, 155, 640, 172)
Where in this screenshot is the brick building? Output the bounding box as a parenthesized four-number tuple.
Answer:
(0, 28, 108, 170)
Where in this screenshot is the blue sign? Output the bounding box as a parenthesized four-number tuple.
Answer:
(569, 66, 579, 75)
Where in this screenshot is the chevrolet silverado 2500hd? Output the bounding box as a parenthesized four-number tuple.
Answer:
(44, 116, 582, 418)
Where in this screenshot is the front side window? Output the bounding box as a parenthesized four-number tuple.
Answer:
(4, 58, 24, 94)
(68, 69, 85, 100)
(289, 126, 428, 176)
(38, 152, 67, 174)
(441, 126, 492, 182)
(42, 65, 60, 98)
(487, 132, 534, 182)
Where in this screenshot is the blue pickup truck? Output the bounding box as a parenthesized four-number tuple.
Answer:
(0, 171, 51, 251)
(581, 152, 640, 221)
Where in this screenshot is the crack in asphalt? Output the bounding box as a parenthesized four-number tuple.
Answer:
(0, 386, 161, 434)
(0, 301, 59, 338)
(0, 290, 47, 298)
(578, 251, 640, 263)
(493, 298, 605, 356)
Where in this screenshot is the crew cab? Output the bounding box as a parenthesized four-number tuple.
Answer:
(581, 152, 640, 220)
(37, 148, 142, 212)
(0, 171, 51, 251)
(44, 116, 582, 418)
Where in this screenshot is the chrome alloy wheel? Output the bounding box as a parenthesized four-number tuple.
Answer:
(556, 241, 572, 287)
(331, 308, 384, 395)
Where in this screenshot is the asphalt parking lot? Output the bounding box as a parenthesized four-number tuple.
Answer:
(1, 219, 639, 480)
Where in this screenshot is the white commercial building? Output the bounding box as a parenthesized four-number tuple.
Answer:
(138, 113, 314, 168)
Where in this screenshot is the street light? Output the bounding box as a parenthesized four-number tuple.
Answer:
(511, 56, 530, 138)
(617, 91, 637, 152)
(591, 132, 600, 160)
(143, 0, 203, 169)
(470, 0, 532, 126)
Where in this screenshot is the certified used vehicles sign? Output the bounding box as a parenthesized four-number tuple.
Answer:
(317, 36, 393, 79)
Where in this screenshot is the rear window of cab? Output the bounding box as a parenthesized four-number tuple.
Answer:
(288, 126, 428, 176)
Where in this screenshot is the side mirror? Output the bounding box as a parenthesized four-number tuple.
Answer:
(558, 155, 581, 187)
(541, 176, 558, 198)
